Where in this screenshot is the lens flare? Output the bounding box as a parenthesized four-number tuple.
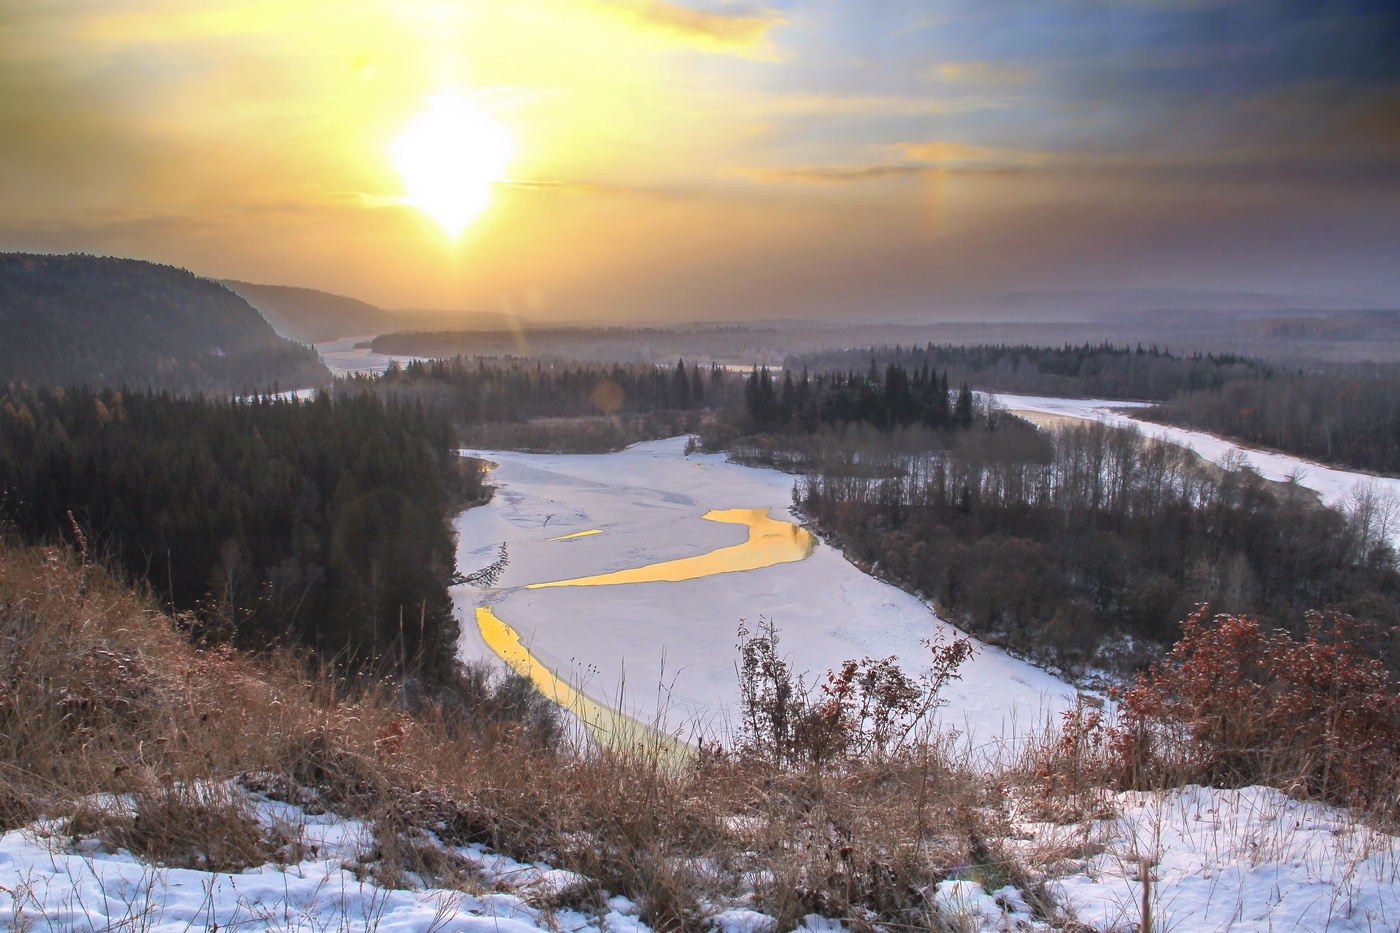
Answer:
(390, 92, 513, 238)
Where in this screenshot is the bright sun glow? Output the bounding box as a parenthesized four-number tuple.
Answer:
(390, 93, 514, 238)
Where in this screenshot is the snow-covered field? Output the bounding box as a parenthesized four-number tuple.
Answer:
(452, 437, 1078, 753)
(993, 393, 1400, 540)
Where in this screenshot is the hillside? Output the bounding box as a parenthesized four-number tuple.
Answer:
(0, 253, 330, 394)
(0, 539, 1396, 933)
(224, 279, 402, 343)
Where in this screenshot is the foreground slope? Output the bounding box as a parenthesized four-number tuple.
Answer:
(3, 538, 1396, 933)
(0, 253, 329, 393)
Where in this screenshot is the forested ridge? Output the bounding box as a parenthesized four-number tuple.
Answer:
(0, 253, 330, 395)
(0, 386, 478, 679)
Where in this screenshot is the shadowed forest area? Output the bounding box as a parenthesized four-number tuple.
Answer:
(0, 254, 330, 394)
(708, 365, 1400, 677)
(0, 386, 479, 680)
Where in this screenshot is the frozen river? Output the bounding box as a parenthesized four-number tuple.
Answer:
(451, 437, 1077, 753)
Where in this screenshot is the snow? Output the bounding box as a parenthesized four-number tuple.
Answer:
(0, 784, 625, 933)
(452, 437, 1078, 754)
(1048, 785, 1400, 933)
(5, 781, 1391, 933)
(314, 335, 429, 377)
(992, 393, 1400, 543)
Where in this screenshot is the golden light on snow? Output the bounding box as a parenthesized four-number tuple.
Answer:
(389, 92, 514, 238)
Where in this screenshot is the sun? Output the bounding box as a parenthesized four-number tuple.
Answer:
(390, 92, 514, 238)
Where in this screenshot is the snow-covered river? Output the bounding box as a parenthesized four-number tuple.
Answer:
(992, 393, 1400, 544)
(451, 437, 1078, 753)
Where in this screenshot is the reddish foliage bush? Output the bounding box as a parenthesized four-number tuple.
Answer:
(1114, 607, 1400, 810)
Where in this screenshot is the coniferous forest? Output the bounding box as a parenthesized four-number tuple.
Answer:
(788, 343, 1269, 402)
(0, 386, 479, 680)
(0, 254, 331, 395)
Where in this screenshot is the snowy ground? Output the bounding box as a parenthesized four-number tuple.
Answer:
(452, 437, 1078, 754)
(993, 393, 1400, 542)
(3, 780, 1393, 932)
(314, 336, 428, 377)
(1047, 785, 1400, 933)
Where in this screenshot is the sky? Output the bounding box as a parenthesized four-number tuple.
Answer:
(2, 0, 1398, 323)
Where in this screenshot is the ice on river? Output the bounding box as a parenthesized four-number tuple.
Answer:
(452, 437, 1077, 755)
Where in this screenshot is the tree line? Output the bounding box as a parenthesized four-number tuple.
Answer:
(742, 365, 976, 434)
(787, 343, 1269, 402)
(347, 357, 740, 421)
(1144, 366, 1400, 474)
(794, 416, 1399, 674)
(0, 386, 479, 681)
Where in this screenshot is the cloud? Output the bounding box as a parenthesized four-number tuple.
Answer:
(899, 141, 1047, 166)
(756, 91, 1005, 116)
(747, 164, 935, 184)
(933, 61, 1030, 85)
(742, 141, 1048, 184)
(590, 0, 783, 58)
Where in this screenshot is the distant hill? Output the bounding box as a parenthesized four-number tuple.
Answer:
(986, 288, 1377, 320)
(0, 253, 330, 394)
(223, 280, 402, 343)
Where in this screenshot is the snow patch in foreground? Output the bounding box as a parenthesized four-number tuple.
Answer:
(2, 782, 1393, 933)
(1048, 785, 1400, 933)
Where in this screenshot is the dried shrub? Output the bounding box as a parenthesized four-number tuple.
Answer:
(1114, 607, 1400, 813)
(737, 617, 972, 766)
(67, 784, 296, 872)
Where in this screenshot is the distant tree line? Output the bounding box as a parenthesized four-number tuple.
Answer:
(1145, 366, 1400, 474)
(787, 343, 1268, 402)
(348, 357, 739, 420)
(0, 386, 479, 680)
(794, 417, 1399, 674)
(742, 365, 977, 434)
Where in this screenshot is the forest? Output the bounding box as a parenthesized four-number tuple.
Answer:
(0, 386, 478, 680)
(1145, 366, 1400, 474)
(788, 342, 1400, 477)
(787, 342, 1269, 401)
(341, 356, 746, 452)
(794, 414, 1400, 675)
(0, 253, 330, 394)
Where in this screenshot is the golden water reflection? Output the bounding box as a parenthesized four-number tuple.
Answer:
(475, 607, 686, 757)
(526, 508, 815, 589)
(547, 529, 602, 541)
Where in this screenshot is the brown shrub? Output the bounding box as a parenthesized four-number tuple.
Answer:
(1113, 607, 1400, 815)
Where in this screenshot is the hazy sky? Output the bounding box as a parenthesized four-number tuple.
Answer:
(3, 0, 1398, 322)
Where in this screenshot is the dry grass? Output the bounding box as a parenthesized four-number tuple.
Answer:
(0, 540, 1062, 931)
(12, 539, 1397, 933)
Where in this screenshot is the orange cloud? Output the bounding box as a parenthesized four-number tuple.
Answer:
(592, 0, 784, 58)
